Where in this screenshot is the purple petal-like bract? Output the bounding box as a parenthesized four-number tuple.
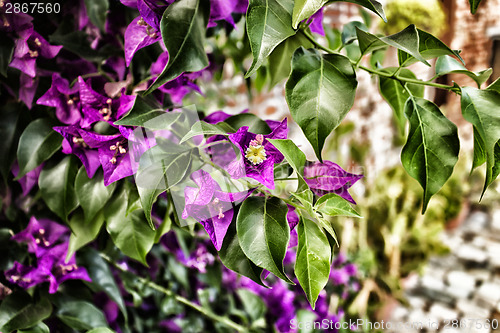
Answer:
(124, 16, 161, 66)
(183, 170, 249, 250)
(303, 160, 363, 204)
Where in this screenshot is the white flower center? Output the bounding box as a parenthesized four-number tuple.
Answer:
(245, 145, 267, 165)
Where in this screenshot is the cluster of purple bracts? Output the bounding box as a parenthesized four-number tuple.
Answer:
(5, 217, 91, 293)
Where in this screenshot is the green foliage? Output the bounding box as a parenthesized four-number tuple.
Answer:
(401, 97, 460, 212)
(295, 218, 331, 308)
(461, 86, 500, 197)
(236, 196, 292, 283)
(245, 0, 296, 77)
(286, 47, 357, 161)
(0, 292, 52, 333)
(39, 156, 79, 221)
(83, 0, 109, 32)
(146, 0, 210, 93)
(16, 118, 62, 179)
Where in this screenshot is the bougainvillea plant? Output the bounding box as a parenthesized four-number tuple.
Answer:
(0, 0, 497, 331)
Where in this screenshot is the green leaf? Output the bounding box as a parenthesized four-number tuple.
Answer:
(435, 55, 492, 88)
(180, 121, 233, 144)
(218, 219, 265, 286)
(18, 322, 50, 333)
(245, 0, 296, 78)
(80, 248, 127, 321)
(398, 29, 463, 67)
(105, 187, 156, 264)
(0, 292, 52, 333)
(268, 33, 313, 87)
(267, 139, 308, 191)
(39, 156, 79, 221)
(16, 118, 62, 178)
(332, 0, 386, 22)
(56, 301, 107, 331)
(342, 21, 367, 45)
(0, 34, 15, 77)
(224, 113, 271, 134)
(292, 0, 328, 29)
(75, 168, 116, 223)
(355, 27, 387, 56)
(461, 87, 500, 197)
(487, 76, 500, 93)
(401, 97, 459, 212)
(286, 47, 357, 161)
(136, 144, 193, 228)
(291, 189, 315, 216)
(295, 218, 331, 309)
(84, 0, 108, 32)
(469, 0, 482, 14)
(145, 0, 209, 94)
(114, 109, 182, 130)
(315, 193, 361, 217)
(236, 196, 292, 283)
(378, 68, 424, 133)
(236, 289, 266, 321)
(0, 102, 27, 183)
(67, 210, 105, 260)
(86, 328, 116, 333)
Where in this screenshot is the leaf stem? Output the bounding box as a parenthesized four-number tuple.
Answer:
(301, 28, 456, 91)
(358, 65, 455, 90)
(300, 30, 338, 54)
(100, 253, 249, 332)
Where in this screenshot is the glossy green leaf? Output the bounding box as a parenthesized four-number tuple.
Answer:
(86, 328, 116, 333)
(180, 121, 233, 144)
(0, 102, 26, 183)
(398, 29, 463, 67)
(114, 109, 182, 130)
(105, 187, 156, 264)
(16, 118, 62, 178)
(18, 322, 50, 333)
(145, 0, 209, 94)
(401, 97, 459, 212)
(39, 156, 79, 221)
(292, 0, 327, 29)
(295, 218, 331, 308)
(461, 86, 500, 197)
(56, 301, 107, 331)
(315, 193, 361, 217)
(381, 25, 430, 65)
(378, 68, 424, 133)
(67, 210, 105, 260)
(245, 0, 296, 78)
(268, 34, 313, 87)
(224, 113, 271, 134)
(0, 34, 15, 76)
(80, 248, 127, 321)
(236, 196, 292, 283)
(267, 139, 308, 191)
(469, 0, 482, 13)
(75, 168, 116, 223)
(341, 21, 367, 45)
(136, 144, 193, 228)
(84, 0, 108, 32)
(332, 0, 386, 22)
(0, 292, 52, 333)
(218, 219, 265, 286)
(355, 27, 387, 56)
(488, 76, 500, 93)
(286, 47, 357, 161)
(435, 55, 492, 88)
